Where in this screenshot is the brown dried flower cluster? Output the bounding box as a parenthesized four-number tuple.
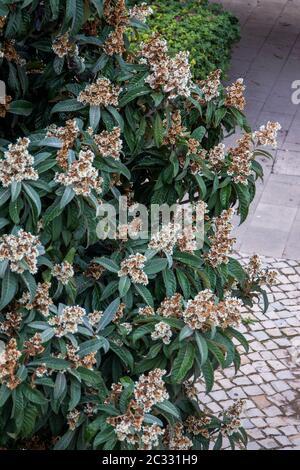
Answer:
(164, 110, 186, 145)
(221, 400, 244, 436)
(141, 34, 192, 99)
(23, 333, 45, 357)
(52, 261, 74, 285)
(47, 119, 79, 169)
(113, 302, 125, 323)
(0, 339, 21, 390)
(0, 311, 22, 336)
(228, 133, 253, 184)
(199, 69, 221, 101)
(85, 262, 105, 280)
(225, 78, 246, 111)
(0, 15, 6, 30)
(164, 423, 193, 450)
(54, 149, 103, 196)
(104, 0, 128, 27)
(253, 121, 281, 147)
(134, 369, 169, 412)
(20, 282, 52, 317)
(157, 293, 183, 319)
(185, 415, 211, 439)
(118, 253, 148, 285)
(49, 306, 85, 337)
(0, 230, 42, 274)
(103, 26, 126, 56)
(52, 32, 78, 58)
(205, 208, 235, 267)
(77, 77, 121, 107)
(183, 289, 242, 331)
(0, 137, 38, 187)
(93, 126, 122, 159)
(0, 94, 12, 118)
(67, 409, 81, 430)
(246, 254, 277, 286)
(151, 321, 173, 344)
(107, 400, 145, 446)
(2, 40, 23, 64)
(138, 306, 155, 317)
(88, 310, 102, 326)
(66, 344, 97, 370)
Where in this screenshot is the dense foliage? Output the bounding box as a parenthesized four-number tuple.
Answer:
(129, 0, 240, 80)
(0, 0, 279, 451)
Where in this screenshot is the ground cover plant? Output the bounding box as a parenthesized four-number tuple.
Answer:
(0, 0, 280, 450)
(128, 0, 240, 80)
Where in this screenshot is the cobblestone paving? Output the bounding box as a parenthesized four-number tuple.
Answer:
(196, 254, 300, 450)
(218, 0, 300, 258)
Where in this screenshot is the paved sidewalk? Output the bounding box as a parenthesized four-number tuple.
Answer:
(219, 0, 300, 259)
(196, 254, 300, 450)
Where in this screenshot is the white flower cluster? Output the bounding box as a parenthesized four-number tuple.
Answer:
(52, 261, 74, 285)
(118, 253, 148, 285)
(0, 230, 42, 274)
(141, 34, 192, 99)
(49, 306, 85, 337)
(151, 321, 173, 344)
(54, 149, 103, 196)
(134, 369, 169, 412)
(0, 137, 38, 187)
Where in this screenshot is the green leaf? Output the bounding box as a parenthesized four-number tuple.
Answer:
(154, 113, 164, 148)
(98, 297, 120, 330)
(207, 340, 225, 368)
(176, 269, 191, 299)
(94, 257, 119, 273)
(54, 372, 67, 400)
(109, 342, 134, 370)
(162, 269, 177, 297)
(171, 343, 195, 383)
(51, 99, 85, 114)
(23, 385, 48, 405)
(20, 271, 37, 301)
(0, 384, 11, 407)
(0, 269, 18, 310)
(191, 126, 206, 142)
(144, 258, 168, 275)
(118, 276, 131, 297)
(8, 100, 33, 116)
(134, 284, 154, 307)
(69, 378, 81, 411)
(89, 105, 101, 130)
(0, 188, 10, 207)
(195, 331, 208, 366)
(201, 360, 214, 393)
(60, 186, 75, 209)
(77, 367, 104, 387)
(119, 86, 150, 106)
(78, 338, 107, 358)
(54, 430, 75, 450)
(155, 400, 181, 420)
